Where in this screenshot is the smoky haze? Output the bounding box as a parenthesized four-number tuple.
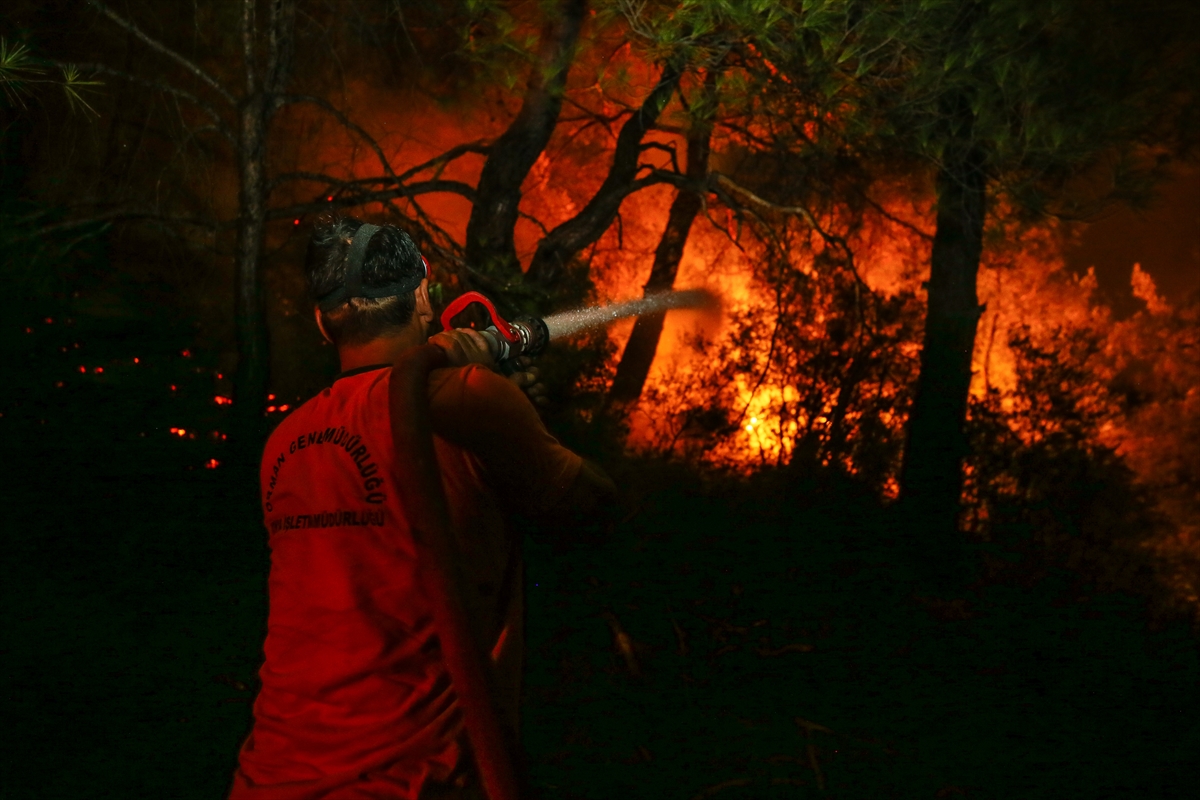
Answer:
(1063, 164, 1200, 315)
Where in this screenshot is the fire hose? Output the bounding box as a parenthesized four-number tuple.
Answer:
(389, 342, 521, 800)
(383, 293, 576, 800)
(392, 288, 712, 799)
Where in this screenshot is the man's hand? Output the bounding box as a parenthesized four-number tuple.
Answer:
(506, 356, 549, 408)
(429, 328, 496, 369)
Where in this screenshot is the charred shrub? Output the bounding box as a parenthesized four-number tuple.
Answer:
(964, 327, 1171, 613)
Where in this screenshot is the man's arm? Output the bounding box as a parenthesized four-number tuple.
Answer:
(499, 357, 617, 522)
(546, 458, 617, 521)
(433, 365, 618, 521)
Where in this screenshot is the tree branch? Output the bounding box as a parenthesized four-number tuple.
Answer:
(268, 179, 477, 220)
(640, 140, 681, 174)
(861, 193, 934, 241)
(267, 170, 363, 196)
(560, 95, 630, 132)
(14, 207, 225, 239)
(400, 195, 468, 263)
(88, 0, 236, 106)
(277, 94, 399, 183)
(709, 171, 871, 293)
(525, 60, 683, 285)
(394, 140, 490, 184)
(58, 61, 235, 144)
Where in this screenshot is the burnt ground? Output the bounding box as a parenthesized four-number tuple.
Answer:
(2, 273, 1197, 800)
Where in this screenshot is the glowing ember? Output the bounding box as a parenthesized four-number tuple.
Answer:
(205, 459, 220, 469)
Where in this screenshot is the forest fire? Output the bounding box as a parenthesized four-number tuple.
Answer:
(6, 2, 1199, 798)
(265, 37, 1199, 618)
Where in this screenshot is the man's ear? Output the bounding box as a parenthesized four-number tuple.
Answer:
(414, 279, 434, 324)
(314, 306, 334, 344)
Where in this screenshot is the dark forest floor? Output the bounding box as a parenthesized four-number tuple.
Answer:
(2, 271, 1197, 800)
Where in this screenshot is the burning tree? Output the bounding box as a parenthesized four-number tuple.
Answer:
(584, 0, 1200, 605)
(800, 0, 1198, 549)
(633, 0, 1200, 546)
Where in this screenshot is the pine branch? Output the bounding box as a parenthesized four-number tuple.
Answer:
(88, 0, 236, 106)
(54, 61, 235, 143)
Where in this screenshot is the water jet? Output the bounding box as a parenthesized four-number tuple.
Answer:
(440, 289, 718, 366)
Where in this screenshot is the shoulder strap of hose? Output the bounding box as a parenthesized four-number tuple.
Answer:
(388, 345, 521, 800)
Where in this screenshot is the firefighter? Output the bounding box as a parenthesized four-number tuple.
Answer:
(229, 216, 616, 800)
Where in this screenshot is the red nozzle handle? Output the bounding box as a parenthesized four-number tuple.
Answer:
(439, 291, 520, 344)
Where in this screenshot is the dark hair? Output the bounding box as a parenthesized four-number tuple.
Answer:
(305, 215, 425, 346)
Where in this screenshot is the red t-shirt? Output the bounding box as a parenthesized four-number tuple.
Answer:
(229, 363, 582, 799)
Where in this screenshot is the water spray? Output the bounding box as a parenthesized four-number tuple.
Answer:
(439, 289, 717, 368)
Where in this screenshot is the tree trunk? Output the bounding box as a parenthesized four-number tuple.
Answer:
(899, 149, 986, 541)
(464, 0, 586, 279)
(234, 90, 269, 426)
(524, 63, 681, 286)
(607, 115, 712, 406)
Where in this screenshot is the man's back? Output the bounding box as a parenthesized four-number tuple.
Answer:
(230, 363, 581, 799)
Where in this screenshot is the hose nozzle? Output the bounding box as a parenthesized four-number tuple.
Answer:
(440, 291, 548, 368)
(480, 316, 549, 363)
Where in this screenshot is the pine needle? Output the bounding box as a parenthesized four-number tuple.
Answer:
(58, 63, 103, 116)
(0, 38, 42, 107)
(0, 38, 102, 114)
